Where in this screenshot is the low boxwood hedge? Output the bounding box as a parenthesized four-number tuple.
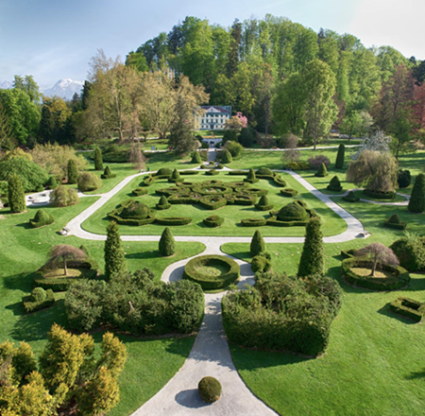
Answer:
(363, 189, 396, 200)
(384, 214, 407, 230)
(132, 187, 148, 196)
(101, 166, 117, 179)
(155, 217, 192, 226)
(33, 274, 86, 292)
(168, 193, 201, 204)
(389, 297, 425, 322)
(183, 255, 240, 290)
(205, 169, 219, 175)
(273, 175, 287, 187)
(154, 168, 172, 178)
(241, 218, 268, 227)
(108, 199, 156, 226)
(343, 191, 359, 202)
(180, 170, 199, 175)
(251, 255, 272, 273)
(280, 188, 298, 197)
(200, 195, 227, 210)
(266, 216, 309, 227)
(141, 175, 155, 186)
(203, 215, 224, 227)
(340, 249, 357, 259)
(341, 258, 410, 291)
(22, 288, 55, 313)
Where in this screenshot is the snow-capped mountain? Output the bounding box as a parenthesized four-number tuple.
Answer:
(0, 81, 12, 89)
(42, 79, 84, 101)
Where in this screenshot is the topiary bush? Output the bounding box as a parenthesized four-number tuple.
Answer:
(141, 175, 155, 186)
(256, 167, 274, 178)
(384, 214, 407, 230)
(156, 195, 171, 210)
(250, 230, 265, 256)
(22, 287, 55, 313)
(200, 195, 227, 210)
(191, 151, 202, 164)
(67, 159, 79, 184)
(390, 297, 425, 322)
(198, 377, 222, 403)
(155, 168, 172, 178)
(335, 144, 345, 169)
(363, 189, 396, 200)
(168, 169, 182, 183)
(46, 176, 58, 189)
(255, 195, 273, 211)
(108, 199, 156, 226)
(132, 187, 148, 196)
(30, 209, 54, 228)
(342, 191, 359, 202)
(408, 173, 425, 213)
(273, 175, 287, 187)
(180, 170, 199, 175)
(159, 227, 175, 256)
(309, 155, 330, 170)
(244, 168, 259, 183)
(50, 186, 79, 207)
(78, 172, 102, 192)
(315, 162, 328, 177)
(205, 169, 219, 176)
(155, 217, 191, 226)
(278, 202, 309, 222)
(397, 169, 411, 188)
(241, 218, 268, 227)
(94, 146, 103, 170)
(216, 164, 224, 169)
(203, 215, 224, 227)
(298, 217, 324, 277)
(280, 188, 298, 197)
(101, 165, 116, 179)
(8, 174, 26, 213)
(390, 236, 425, 272)
(285, 161, 311, 170)
(221, 149, 233, 164)
(251, 254, 272, 273)
(327, 175, 343, 192)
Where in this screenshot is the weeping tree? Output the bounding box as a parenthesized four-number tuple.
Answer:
(129, 140, 147, 170)
(47, 245, 87, 276)
(281, 134, 300, 164)
(346, 150, 397, 193)
(354, 243, 399, 277)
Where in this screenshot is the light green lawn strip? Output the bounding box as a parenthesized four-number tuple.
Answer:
(81, 173, 346, 237)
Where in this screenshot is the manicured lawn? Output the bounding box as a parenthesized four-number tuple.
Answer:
(0, 199, 204, 415)
(81, 172, 347, 237)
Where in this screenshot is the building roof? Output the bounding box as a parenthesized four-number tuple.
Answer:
(201, 105, 231, 114)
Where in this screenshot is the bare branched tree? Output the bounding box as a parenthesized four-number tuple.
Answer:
(355, 243, 399, 277)
(47, 245, 87, 276)
(281, 134, 300, 164)
(129, 140, 147, 170)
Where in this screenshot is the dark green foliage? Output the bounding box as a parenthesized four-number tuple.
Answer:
(155, 217, 191, 226)
(298, 217, 324, 277)
(255, 195, 273, 211)
(238, 127, 255, 147)
(132, 187, 148, 196)
(216, 163, 224, 169)
(244, 168, 259, 183)
(285, 161, 311, 170)
(250, 230, 265, 257)
(335, 144, 345, 169)
(168, 169, 181, 183)
(180, 170, 200, 175)
(205, 169, 219, 175)
(203, 215, 224, 227)
(159, 227, 175, 256)
(101, 165, 116, 179)
(222, 273, 342, 356)
(50, 185, 79, 207)
(221, 150, 233, 164)
(200, 195, 227, 210)
(36, 184, 44, 192)
(141, 175, 155, 186)
(315, 162, 329, 177)
(384, 214, 407, 230)
(8, 173, 26, 213)
(280, 188, 298, 197)
(22, 287, 55, 313)
(278, 201, 309, 222)
(408, 173, 425, 213)
(222, 129, 238, 143)
(390, 236, 425, 271)
(94, 146, 103, 170)
(224, 141, 244, 157)
(256, 167, 273, 177)
(198, 377, 222, 403)
(104, 221, 127, 280)
(108, 199, 156, 226)
(191, 151, 202, 164)
(251, 254, 272, 273)
(327, 175, 343, 192)
(343, 191, 359, 202)
(183, 255, 240, 290)
(78, 172, 102, 192)
(227, 170, 249, 175)
(30, 209, 54, 228)
(46, 176, 58, 189)
(397, 169, 411, 188)
(241, 218, 267, 227)
(155, 168, 172, 178)
(363, 189, 395, 199)
(341, 258, 410, 290)
(390, 297, 425, 322)
(156, 195, 171, 210)
(67, 159, 79, 184)
(273, 175, 287, 187)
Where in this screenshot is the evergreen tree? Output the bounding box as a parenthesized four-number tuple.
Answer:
(8, 173, 26, 213)
(250, 230, 265, 257)
(159, 227, 175, 256)
(315, 162, 329, 177)
(298, 217, 324, 277)
(247, 168, 256, 181)
(94, 147, 103, 171)
(327, 175, 342, 191)
(67, 159, 79, 184)
(408, 173, 425, 213)
(171, 169, 181, 181)
(335, 144, 345, 169)
(191, 151, 202, 163)
(46, 176, 57, 189)
(221, 150, 233, 164)
(104, 221, 127, 280)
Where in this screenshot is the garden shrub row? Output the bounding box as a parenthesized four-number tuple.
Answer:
(241, 218, 268, 227)
(285, 161, 310, 170)
(180, 170, 199, 175)
(22, 287, 55, 313)
(203, 215, 224, 227)
(384, 214, 407, 230)
(155, 217, 192, 226)
(154, 168, 172, 178)
(280, 188, 298, 197)
(363, 189, 396, 200)
(251, 253, 272, 273)
(156, 196, 171, 210)
(227, 171, 248, 175)
(389, 297, 425, 322)
(141, 175, 155, 186)
(341, 258, 410, 290)
(132, 187, 148, 196)
(200, 195, 227, 210)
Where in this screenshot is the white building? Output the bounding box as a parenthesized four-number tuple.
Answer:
(198, 105, 231, 130)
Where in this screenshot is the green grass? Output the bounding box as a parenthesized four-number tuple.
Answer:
(81, 172, 347, 237)
(0, 199, 204, 415)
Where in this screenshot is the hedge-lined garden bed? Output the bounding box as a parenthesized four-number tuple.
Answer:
(389, 297, 425, 322)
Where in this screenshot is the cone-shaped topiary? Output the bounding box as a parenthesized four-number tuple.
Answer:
(298, 217, 324, 277)
(327, 175, 342, 192)
(388, 214, 401, 224)
(343, 190, 359, 202)
(156, 195, 171, 210)
(8, 174, 26, 213)
(169, 169, 181, 183)
(198, 377, 222, 403)
(244, 168, 258, 183)
(104, 221, 127, 280)
(94, 147, 103, 171)
(408, 173, 425, 213)
(191, 151, 202, 164)
(101, 166, 114, 179)
(46, 176, 57, 189)
(221, 150, 233, 164)
(315, 163, 328, 177)
(30, 209, 54, 228)
(250, 230, 265, 257)
(255, 195, 273, 211)
(159, 227, 175, 256)
(335, 144, 345, 169)
(67, 159, 79, 184)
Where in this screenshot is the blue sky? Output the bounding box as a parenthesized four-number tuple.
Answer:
(0, 0, 423, 88)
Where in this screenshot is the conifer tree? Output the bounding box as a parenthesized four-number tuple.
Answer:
(315, 162, 329, 177)
(159, 227, 175, 256)
(335, 143, 345, 169)
(408, 173, 425, 213)
(94, 147, 103, 171)
(46, 176, 58, 189)
(327, 175, 342, 191)
(8, 173, 26, 213)
(67, 159, 79, 184)
(191, 151, 202, 164)
(170, 169, 181, 182)
(298, 217, 324, 277)
(104, 221, 127, 280)
(221, 149, 233, 164)
(250, 230, 265, 257)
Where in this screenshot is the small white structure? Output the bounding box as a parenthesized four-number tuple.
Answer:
(198, 105, 231, 130)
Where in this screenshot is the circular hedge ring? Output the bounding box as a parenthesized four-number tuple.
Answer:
(183, 255, 240, 290)
(198, 376, 222, 403)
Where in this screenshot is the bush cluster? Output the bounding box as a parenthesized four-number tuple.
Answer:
(244, 168, 259, 183)
(390, 236, 425, 272)
(285, 161, 310, 170)
(384, 214, 406, 230)
(154, 168, 172, 178)
(390, 297, 425, 322)
(50, 185, 79, 207)
(30, 209, 54, 228)
(156, 217, 191, 226)
(222, 273, 342, 356)
(65, 270, 204, 335)
(203, 215, 224, 227)
(309, 155, 330, 170)
(22, 287, 55, 313)
(78, 172, 102, 192)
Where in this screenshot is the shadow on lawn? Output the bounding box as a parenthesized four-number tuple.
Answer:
(376, 304, 416, 325)
(406, 369, 425, 380)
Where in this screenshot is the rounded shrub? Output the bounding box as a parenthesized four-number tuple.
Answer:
(132, 187, 148, 196)
(198, 377, 222, 403)
(244, 168, 259, 183)
(408, 173, 425, 213)
(191, 151, 202, 164)
(30, 209, 54, 228)
(101, 165, 116, 179)
(397, 169, 411, 188)
(94, 147, 103, 170)
(315, 163, 328, 177)
(155, 168, 173, 177)
(251, 230, 265, 257)
(168, 169, 182, 183)
(343, 191, 359, 202)
(277, 202, 309, 222)
(390, 237, 425, 272)
(280, 188, 298, 197)
(251, 255, 272, 273)
(32, 287, 47, 303)
(8, 174, 26, 213)
(156, 195, 171, 210)
(327, 175, 342, 192)
(78, 172, 102, 192)
(159, 227, 175, 256)
(216, 164, 224, 169)
(203, 215, 224, 227)
(121, 201, 150, 219)
(46, 176, 58, 189)
(221, 150, 233, 164)
(256, 167, 273, 177)
(224, 141, 243, 157)
(50, 186, 79, 207)
(67, 159, 79, 184)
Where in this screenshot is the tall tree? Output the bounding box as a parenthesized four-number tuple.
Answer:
(104, 221, 127, 280)
(298, 217, 324, 277)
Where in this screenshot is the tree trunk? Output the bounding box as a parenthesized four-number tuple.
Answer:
(63, 258, 68, 277)
(370, 260, 376, 277)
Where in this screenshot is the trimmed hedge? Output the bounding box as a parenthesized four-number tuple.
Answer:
(384, 214, 407, 230)
(256, 167, 273, 177)
(168, 169, 182, 183)
(390, 237, 425, 272)
(198, 377, 222, 403)
(22, 288, 55, 313)
(205, 169, 219, 175)
(203, 215, 224, 227)
(280, 188, 298, 197)
(315, 163, 328, 177)
(154, 168, 172, 178)
(216, 164, 224, 169)
(251, 255, 272, 273)
(327, 176, 343, 192)
(156, 195, 171, 210)
(200, 195, 227, 210)
(255, 195, 273, 211)
(241, 218, 267, 227)
(183, 255, 240, 290)
(285, 161, 310, 170)
(273, 175, 287, 187)
(343, 191, 359, 202)
(244, 169, 259, 183)
(397, 169, 411, 188)
(132, 187, 148, 196)
(363, 189, 396, 200)
(180, 170, 199, 175)
(30, 209, 54, 228)
(108, 199, 156, 226)
(341, 258, 410, 290)
(101, 166, 116, 179)
(155, 217, 192, 226)
(141, 175, 155, 186)
(389, 297, 425, 322)
(78, 172, 102, 192)
(227, 170, 248, 175)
